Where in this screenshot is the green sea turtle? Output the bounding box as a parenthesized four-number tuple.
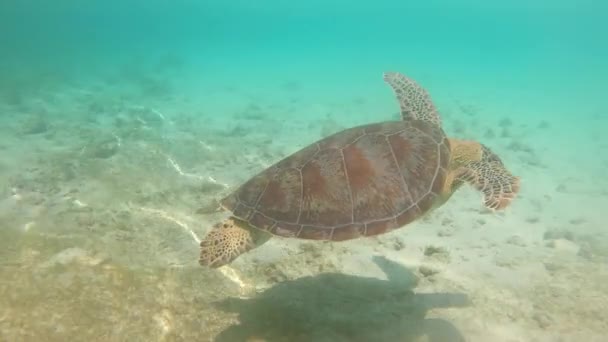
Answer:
(199, 71, 520, 268)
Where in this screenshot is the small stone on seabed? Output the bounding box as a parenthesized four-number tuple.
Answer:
(392, 238, 405, 251)
(423, 245, 451, 263)
(543, 262, 562, 272)
(419, 265, 439, 277)
(437, 229, 453, 237)
(533, 312, 554, 329)
(505, 235, 526, 247)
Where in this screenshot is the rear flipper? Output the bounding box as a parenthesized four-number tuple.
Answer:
(456, 146, 520, 210)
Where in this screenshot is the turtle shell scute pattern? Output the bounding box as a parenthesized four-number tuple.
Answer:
(221, 120, 451, 241)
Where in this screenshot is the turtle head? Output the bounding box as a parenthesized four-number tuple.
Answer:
(199, 217, 269, 268)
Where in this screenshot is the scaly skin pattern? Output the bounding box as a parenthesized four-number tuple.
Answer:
(447, 139, 520, 210)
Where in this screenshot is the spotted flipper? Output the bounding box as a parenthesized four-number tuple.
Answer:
(456, 145, 520, 210)
(383, 71, 442, 126)
(199, 218, 258, 268)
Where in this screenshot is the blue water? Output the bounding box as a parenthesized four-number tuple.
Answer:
(1, 1, 607, 341)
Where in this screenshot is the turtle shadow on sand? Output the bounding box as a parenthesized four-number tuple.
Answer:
(213, 256, 469, 342)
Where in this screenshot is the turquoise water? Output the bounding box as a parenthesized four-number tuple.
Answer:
(1, 1, 607, 341)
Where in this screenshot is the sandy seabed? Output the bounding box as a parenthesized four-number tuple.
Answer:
(0, 62, 607, 342)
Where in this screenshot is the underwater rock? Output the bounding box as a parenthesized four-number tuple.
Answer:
(423, 245, 451, 263)
(440, 217, 454, 226)
(543, 262, 563, 273)
(532, 311, 554, 329)
(418, 265, 439, 277)
(437, 229, 453, 237)
(525, 216, 540, 224)
(505, 235, 527, 247)
(392, 238, 405, 251)
(494, 256, 517, 268)
(568, 217, 585, 225)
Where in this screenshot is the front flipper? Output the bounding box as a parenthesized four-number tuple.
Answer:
(382, 71, 442, 126)
(456, 146, 520, 210)
(199, 218, 269, 268)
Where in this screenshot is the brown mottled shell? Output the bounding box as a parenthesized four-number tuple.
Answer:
(220, 120, 451, 241)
